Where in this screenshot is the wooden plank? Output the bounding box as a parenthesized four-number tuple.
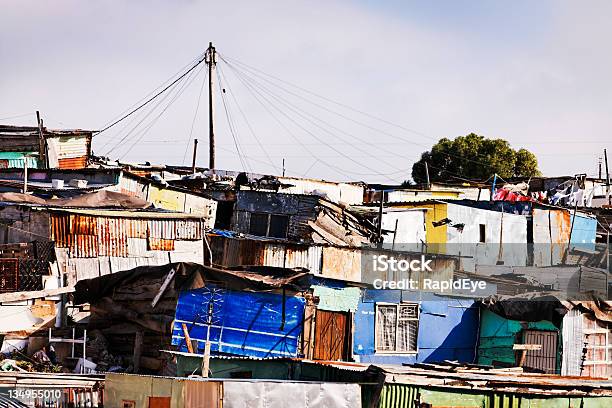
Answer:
(513, 344, 542, 351)
(151, 268, 176, 308)
(182, 324, 194, 353)
(0, 287, 74, 303)
(133, 329, 144, 373)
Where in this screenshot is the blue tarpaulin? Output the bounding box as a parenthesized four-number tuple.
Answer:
(171, 287, 305, 358)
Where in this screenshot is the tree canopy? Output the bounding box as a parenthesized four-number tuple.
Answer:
(411, 133, 541, 184)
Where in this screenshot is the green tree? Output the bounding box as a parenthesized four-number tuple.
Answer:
(411, 133, 541, 184)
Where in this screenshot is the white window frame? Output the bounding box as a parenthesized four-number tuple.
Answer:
(374, 302, 419, 354)
(583, 325, 612, 369)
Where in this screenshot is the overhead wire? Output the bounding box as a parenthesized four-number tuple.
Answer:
(0, 113, 35, 122)
(103, 71, 190, 157)
(216, 67, 251, 172)
(217, 64, 280, 173)
(95, 52, 207, 137)
(182, 69, 208, 165)
(223, 59, 414, 177)
(223, 59, 404, 182)
(119, 63, 206, 160)
(222, 54, 516, 175)
(219, 58, 351, 179)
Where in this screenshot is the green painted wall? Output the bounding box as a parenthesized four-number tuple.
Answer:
(0, 152, 39, 168)
(379, 384, 612, 408)
(478, 309, 560, 371)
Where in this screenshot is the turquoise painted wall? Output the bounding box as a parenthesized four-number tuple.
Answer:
(0, 152, 39, 168)
(478, 309, 560, 371)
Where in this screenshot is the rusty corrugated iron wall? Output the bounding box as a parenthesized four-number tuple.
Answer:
(50, 213, 203, 258)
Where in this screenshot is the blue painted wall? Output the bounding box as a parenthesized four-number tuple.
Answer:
(353, 290, 479, 364)
(570, 213, 597, 250)
(172, 287, 305, 358)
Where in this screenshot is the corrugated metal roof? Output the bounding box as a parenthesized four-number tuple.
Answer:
(44, 207, 206, 219)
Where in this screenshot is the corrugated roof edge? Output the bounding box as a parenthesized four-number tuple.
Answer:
(0, 203, 208, 219)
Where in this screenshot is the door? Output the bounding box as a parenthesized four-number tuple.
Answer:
(313, 310, 349, 361)
(148, 396, 171, 408)
(522, 330, 558, 374)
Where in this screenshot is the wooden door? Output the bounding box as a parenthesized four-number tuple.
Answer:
(313, 310, 349, 361)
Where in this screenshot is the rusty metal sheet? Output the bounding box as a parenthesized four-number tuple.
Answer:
(264, 243, 286, 267)
(174, 219, 202, 240)
(183, 379, 221, 408)
(321, 246, 362, 282)
(0, 258, 19, 293)
(58, 156, 87, 169)
(148, 238, 175, 251)
(50, 213, 73, 248)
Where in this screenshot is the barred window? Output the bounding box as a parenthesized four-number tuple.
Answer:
(375, 303, 419, 353)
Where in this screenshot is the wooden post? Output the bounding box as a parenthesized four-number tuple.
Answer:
(513, 344, 542, 367)
(202, 340, 211, 377)
(133, 329, 143, 373)
(391, 219, 399, 251)
(377, 190, 384, 241)
(23, 156, 28, 194)
(181, 323, 194, 354)
(191, 139, 198, 174)
(605, 148, 610, 205)
(207, 42, 216, 170)
(36, 111, 46, 168)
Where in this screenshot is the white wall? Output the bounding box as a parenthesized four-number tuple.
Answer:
(446, 204, 528, 270)
(381, 208, 426, 251)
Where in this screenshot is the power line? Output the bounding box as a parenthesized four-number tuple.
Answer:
(119, 63, 206, 160)
(0, 113, 34, 122)
(224, 61, 404, 182)
(95, 53, 207, 136)
(217, 67, 251, 172)
(217, 64, 280, 173)
(225, 60, 413, 176)
(221, 54, 517, 176)
(182, 69, 208, 165)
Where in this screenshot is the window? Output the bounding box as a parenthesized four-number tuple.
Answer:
(269, 214, 289, 238)
(479, 224, 486, 243)
(249, 213, 269, 236)
(248, 213, 289, 238)
(375, 303, 419, 353)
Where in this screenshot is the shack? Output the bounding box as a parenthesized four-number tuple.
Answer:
(104, 372, 362, 408)
(0, 198, 210, 284)
(230, 190, 375, 246)
(353, 290, 480, 365)
(0, 124, 93, 169)
(73, 262, 311, 375)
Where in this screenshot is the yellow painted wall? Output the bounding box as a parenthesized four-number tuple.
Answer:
(388, 202, 448, 249)
(148, 185, 186, 212)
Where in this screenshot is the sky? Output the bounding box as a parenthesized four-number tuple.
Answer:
(1, 0, 611, 184)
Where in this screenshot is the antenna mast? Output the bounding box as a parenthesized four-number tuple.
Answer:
(206, 42, 217, 170)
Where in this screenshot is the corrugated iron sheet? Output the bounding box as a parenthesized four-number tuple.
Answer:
(58, 156, 87, 169)
(0, 259, 19, 293)
(50, 213, 201, 258)
(55, 136, 90, 158)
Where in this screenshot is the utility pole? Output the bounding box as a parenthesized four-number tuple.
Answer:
(191, 139, 198, 174)
(36, 111, 46, 168)
(206, 42, 217, 171)
(605, 148, 610, 206)
(599, 157, 603, 180)
(424, 162, 431, 190)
